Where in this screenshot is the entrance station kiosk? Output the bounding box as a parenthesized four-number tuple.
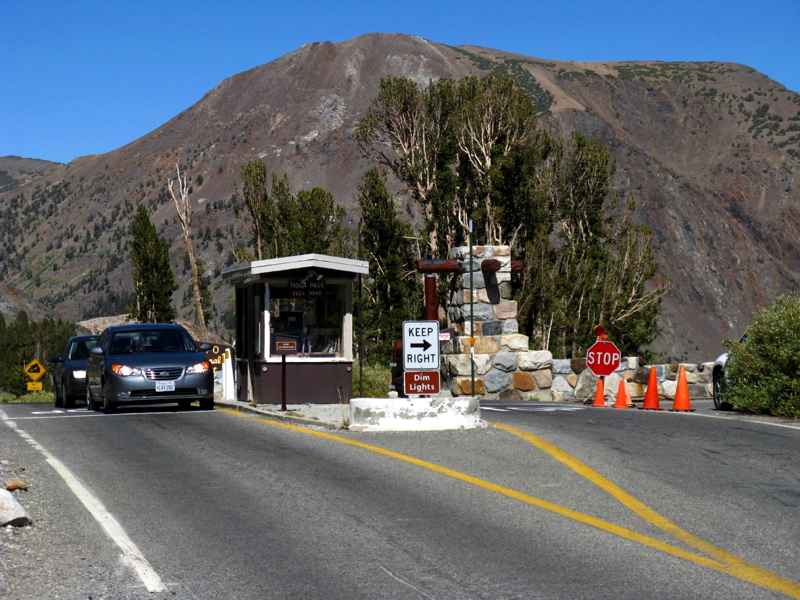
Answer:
(222, 254, 369, 404)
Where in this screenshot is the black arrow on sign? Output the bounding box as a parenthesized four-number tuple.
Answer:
(411, 340, 432, 351)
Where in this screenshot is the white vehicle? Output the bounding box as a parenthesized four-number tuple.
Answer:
(712, 351, 731, 410)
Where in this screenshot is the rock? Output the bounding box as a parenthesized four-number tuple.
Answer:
(493, 301, 518, 320)
(461, 257, 482, 272)
(531, 368, 552, 389)
(0, 489, 31, 527)
(493, 246, 511, 256)
(499, 334, 530, 352)
(5, 479, 28, 492)
(499, 389, 524, 402)
(571, 358, 587, 373)
(501, 319, 518, 334)
(481, 320, 503, 336)
(446, 355, 471, 377)
(662, 380, 677, 399)
(462, 271, 486, 289)
(492, 352, 518, 372)
(499, 281, 513, 299)
(484, 368, 512, 393)
(470, 302, 494, 321)
(473, 354, 492, 375)
(626, 356, 639, 370)
(518, 350, 553, 370)
(566, 373, 578, 387)
(473, 336, 500, 354)
(551, 376, 574, 393)
(513, 372, 536, 391)
(528, 390, 553, 402)
(574, 369, 598, 400)
(453, 377, 486, 395)
(448, 305, 463, 322)
(552, 359, 572, 375)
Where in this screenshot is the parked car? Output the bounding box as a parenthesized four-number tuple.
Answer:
(50, 335, 98, 408)
(86, 323, 214, 412)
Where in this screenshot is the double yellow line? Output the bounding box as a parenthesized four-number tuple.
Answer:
(222, 408, 800, 598)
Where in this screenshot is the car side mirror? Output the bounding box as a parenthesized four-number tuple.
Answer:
(198, 342, 212, 352)
(90, 346, 104, 356)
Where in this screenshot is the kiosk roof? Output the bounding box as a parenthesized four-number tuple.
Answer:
(222, 253, 369, 281)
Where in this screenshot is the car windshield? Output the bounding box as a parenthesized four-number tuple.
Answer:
(68, 339, 98, 360)
(109, 330, 193, 354)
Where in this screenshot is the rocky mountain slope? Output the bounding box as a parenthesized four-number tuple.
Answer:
(0, 157, 62, 194)
(2, 33, 799, 359)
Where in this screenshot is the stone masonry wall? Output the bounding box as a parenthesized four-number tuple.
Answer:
(552, 357, 715, 403)
(441, 245, 553, 401)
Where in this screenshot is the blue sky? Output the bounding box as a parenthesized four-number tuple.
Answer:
(2, 0, 798, 164)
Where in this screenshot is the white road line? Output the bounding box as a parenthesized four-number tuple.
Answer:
(31, 409, 65, 415)
(672, 410, 800, 431)
(10, 410, 215, 421)
(0, 409, 166, 592)
(480, 406, 510, 412)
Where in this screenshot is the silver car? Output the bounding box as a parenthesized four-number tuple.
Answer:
(86, 323, 214, 412)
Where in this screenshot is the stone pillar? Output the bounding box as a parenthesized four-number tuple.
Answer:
(441, 245, 552, 401)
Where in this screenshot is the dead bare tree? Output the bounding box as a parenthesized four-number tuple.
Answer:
(168, 163, 206, 335)
(455, 75, 535, 245)
(355, 77, 453, 255)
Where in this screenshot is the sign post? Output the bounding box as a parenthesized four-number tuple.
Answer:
(402, 320, 440, 396)
(274, 340, 298, 411)
(23, 359, 47, 394)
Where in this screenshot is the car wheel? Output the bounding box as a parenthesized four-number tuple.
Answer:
(63, 384, 74, 409)
(199, 398, 214, 410)
(712, 370, 731, 411)
(103, 395, 116, 414)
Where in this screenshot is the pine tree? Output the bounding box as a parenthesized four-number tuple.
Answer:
(357, 169, 420, 362)
(128, 206, 176, 322)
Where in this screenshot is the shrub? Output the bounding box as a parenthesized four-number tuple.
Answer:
(725, 295, 800, 417)
(351, 363, 392, 398)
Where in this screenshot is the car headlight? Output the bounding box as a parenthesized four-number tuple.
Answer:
(111, 364, 141, 377)
(72, 370, 86, 379)
(186, 361, 210, 374)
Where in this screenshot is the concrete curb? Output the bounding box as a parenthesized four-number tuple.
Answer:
(215, 399, 346, 430)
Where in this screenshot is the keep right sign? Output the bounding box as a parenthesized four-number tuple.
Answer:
(586, 340, 621, 377)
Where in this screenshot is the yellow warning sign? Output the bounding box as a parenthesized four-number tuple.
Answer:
(24, 359, 47, 382)
(26, 381, 43, 392)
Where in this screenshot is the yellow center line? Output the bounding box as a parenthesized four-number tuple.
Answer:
(492, 421, 800, 599)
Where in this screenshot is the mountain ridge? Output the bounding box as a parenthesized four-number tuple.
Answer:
(2, 32, 799, 359)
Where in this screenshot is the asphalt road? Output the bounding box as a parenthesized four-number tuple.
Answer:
(1, 401, 798, 599)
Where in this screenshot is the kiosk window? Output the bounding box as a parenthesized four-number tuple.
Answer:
(269, 282, 345, 357)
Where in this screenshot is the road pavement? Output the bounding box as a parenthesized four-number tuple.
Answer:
(0, 402, 798, 599)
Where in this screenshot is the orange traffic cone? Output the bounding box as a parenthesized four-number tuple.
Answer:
(671, 367, 694, 412)
(641, 367, 661, 410)
(614, 379, 631, 409)
(592, 378, 606, 407)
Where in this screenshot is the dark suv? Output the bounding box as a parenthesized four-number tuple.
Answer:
(86, 323, 214, 412)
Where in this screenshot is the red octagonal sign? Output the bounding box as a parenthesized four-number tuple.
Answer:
(586, 340, 622, 377)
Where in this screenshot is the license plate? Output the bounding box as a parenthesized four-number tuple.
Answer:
(155, 381, 175, 392)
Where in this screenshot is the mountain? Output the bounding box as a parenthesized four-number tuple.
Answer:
(2, 33, 799, 360)
(0, 156, 62, 194)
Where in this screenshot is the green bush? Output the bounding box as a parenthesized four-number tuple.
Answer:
(0, 391, 54, 404)
(351, 363, 392, 398)
(725, 295, 800, 417)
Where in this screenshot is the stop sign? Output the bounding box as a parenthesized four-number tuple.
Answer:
(586, 340, 622, 377)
